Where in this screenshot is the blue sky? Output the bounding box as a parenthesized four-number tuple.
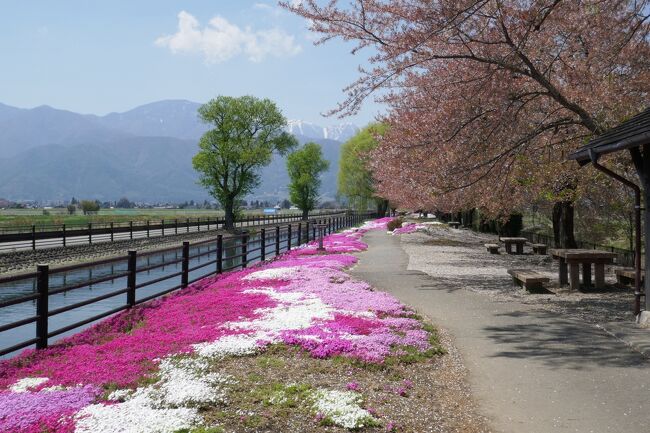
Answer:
(0, 0, 382, 126)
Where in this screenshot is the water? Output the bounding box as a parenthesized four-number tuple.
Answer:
(0, 232, 299, 359)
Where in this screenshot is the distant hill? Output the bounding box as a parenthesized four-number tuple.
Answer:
(0, 105, 128, 158)
(0, 101, 355, 203)
(93, 100, 207, 140)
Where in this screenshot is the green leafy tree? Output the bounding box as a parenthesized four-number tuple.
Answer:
(80, 200, 100, 215)
(338, 124, 389, 215)
(192, 96, 297, 229)
(286, 142, 330, 220)
(116, 197, 134, 209)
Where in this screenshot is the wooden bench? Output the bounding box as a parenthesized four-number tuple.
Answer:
(615, 268, 645, 286)
(447, 221, 461, 229)
(499, 237, 527, 254)
(531, 243, 548, 255)
(507, 269, 550, 292)
(485, 243, 500, 254)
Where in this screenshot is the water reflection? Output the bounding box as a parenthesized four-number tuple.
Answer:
(0, 231, 300, 358)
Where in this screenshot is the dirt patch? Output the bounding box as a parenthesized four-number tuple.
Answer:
(203, 330, 489, 433)
(401, 227, 636, 324)
(421, 238, 477, 248)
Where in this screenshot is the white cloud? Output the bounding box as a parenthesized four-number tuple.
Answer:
(155, 11, 302, 63)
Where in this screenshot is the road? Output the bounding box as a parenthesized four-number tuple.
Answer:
(351, 230, 650, 433)
(0, 215, 336, 253)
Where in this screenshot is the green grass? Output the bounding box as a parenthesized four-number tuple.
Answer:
(0, 208, 320, 229)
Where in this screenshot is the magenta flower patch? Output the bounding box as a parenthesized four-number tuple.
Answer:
(0, 217, 435, 433)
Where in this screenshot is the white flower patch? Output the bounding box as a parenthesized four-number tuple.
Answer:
(231, 289, 334, 335)
(78, 357, 231, 432)
(107, 388, 132, 401)
(153, 357, 231, 407)
(311, 389, 376, 429)
(42, 385, 66, 392)
(243, 266, 303, 281)
(75, 387, 202, 433)
(193, 333, 261, 358)
(9, 377, 49, 392)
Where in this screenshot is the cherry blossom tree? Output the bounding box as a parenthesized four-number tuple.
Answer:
(285, 0, 650, 246)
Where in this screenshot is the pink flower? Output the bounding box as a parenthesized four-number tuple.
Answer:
(346, 381, 360, 392)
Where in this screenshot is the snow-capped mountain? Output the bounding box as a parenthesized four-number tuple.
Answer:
(286, 120, 359, 142)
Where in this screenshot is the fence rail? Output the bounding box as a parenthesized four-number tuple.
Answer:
(0, 212, 374, 358)
(0, 210, 347, 252)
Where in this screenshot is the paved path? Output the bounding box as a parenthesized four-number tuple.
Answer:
(351, 231, 650, 433)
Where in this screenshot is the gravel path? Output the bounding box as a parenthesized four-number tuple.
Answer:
(353, 229, 650, 433)
(402, 226, 635, 324)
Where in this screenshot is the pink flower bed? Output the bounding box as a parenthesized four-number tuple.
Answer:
(0, 216, 435, 433)
(391, 222, 425, 235)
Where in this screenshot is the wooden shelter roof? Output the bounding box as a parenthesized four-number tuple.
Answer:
(569, 108, 650, 165)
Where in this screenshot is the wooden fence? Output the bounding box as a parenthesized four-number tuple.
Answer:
(0, 210, 346, 251)
(0, 212, 374, 357)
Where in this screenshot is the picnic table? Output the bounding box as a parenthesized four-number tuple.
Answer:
(550, 249, 617, 290)
(447, 221, 461, 229)
(499, 237, 528, 254)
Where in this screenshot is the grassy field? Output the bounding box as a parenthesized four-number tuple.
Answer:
(0, 208, 313, 228)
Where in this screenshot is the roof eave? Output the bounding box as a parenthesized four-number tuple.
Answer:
(569, 131, 650, 164)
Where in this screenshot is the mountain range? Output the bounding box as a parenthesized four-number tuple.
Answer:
(0, 100, 360, 203)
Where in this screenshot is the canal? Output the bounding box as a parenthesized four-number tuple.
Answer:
(0, 231, 298, 359)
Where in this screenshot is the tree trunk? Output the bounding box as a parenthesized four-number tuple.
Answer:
(552, 201, 577, 248)
(376, 199, 388, 217)
(302, 208, 309, 221)
(224, 200, 235, 230)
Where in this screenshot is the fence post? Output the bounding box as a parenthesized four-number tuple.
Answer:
(217, 235, 223, 274)
(186, 218, 190, 233)
(287, 224, 292, 251)
(305, 221, 310, 243)
(88, 223, 92, 245)
(181, 241, 190, 288)
(146, 220, 150, 238)
(275, 226, 281, 256)
(36, 264, 49, 349)
(127, 250, 137, 307)
(110, 222, 114, 242)
(297, 223, 302, 245)
(31, 225, 36, 250)
(162, 219, 165, 237)
(62, 224, 66, 247)
(260, 228, 266, 261)
(242, 231, 249, 268)
(175, 219, 179, 235)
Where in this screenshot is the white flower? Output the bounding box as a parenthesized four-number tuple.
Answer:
(9, 377, 49, 392)
(153, 357, 231, 407)
(231, 289, 334, 335)
(193, 333, 261, 358)
(75, 388, 202, 433)
(243, 266, 302, 281)
(79, 357, 232, 432)
(311, 389, 376, 429)
(107, 389, 132, 401)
